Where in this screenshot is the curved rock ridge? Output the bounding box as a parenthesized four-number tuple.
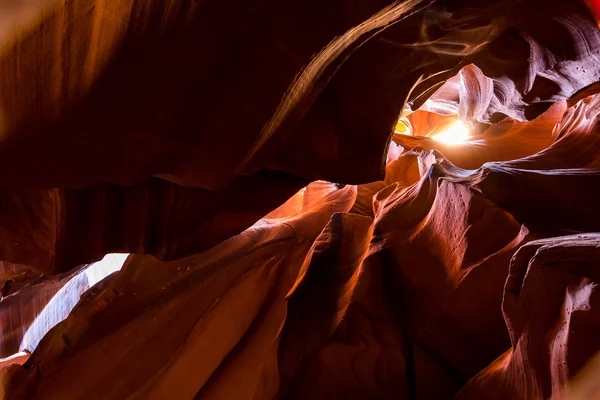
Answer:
(456, 234, 600, 400)
(0, 0, 599, 399)
(0, 255, 128, 359)
(0, 0, 594, 275)
(7, 84, 600, 397)
(0, 263, 82, 358)
(18, 254, 128, 355)
(0, 172, 306, 274)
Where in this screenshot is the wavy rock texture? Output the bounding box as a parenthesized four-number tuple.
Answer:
(0, 0, 595, 273)
(0, 263, 77, 358)
(456, 234, 600, 400)
(0, 255, 127, 359)
(6, 87, 600, 398)
(0, 173, 306, 274)
(0, 0, 599, 399)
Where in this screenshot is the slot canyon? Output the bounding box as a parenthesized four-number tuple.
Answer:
(2, 0, 600, 398)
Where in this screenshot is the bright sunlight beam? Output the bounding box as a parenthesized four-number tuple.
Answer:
(431, 121, 470, 145)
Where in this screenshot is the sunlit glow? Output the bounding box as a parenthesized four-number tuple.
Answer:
(395, 120, 409, 133)
(431, 121, 470, 145)
(19, 253, 129, 353)
(0, 351, 29, 369)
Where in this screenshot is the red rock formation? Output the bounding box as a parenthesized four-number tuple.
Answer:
(0, 0, 596, 273)
(0, 0, 600, 399)
(0, 352, 29, 370)
(456, 235, 600, 400)
(0, 263, 76, 357)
